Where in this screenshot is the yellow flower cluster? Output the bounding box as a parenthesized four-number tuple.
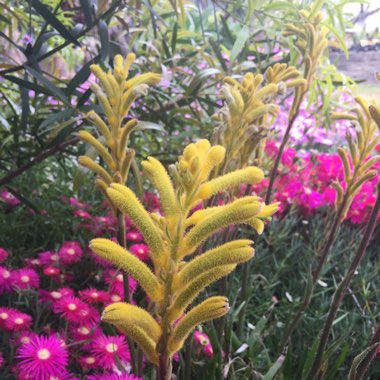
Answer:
(89, 139, 279, 363)
(212, 64, 305, 173)
(332, 97, 380, 219)
(78, 54, 161, 201)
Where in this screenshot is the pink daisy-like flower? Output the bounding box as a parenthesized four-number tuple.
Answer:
(24, 257, 41, 268)
(69, 197, 90, 210)
(78, 354, 99, 370)
(126, 230, 142, 243)
(43, 266, 61, 277)
(12, 268, 40, 290)
(13, 330, 38, 346)
(53, 296, 99, 325)
(73, 209, 91, 219)
(79, 288, 109, 304)
(0, 266, 14, 293)
(38, 251, 60, 266)
(90, 334, 130, 370)
(70, 323, 101, 342)
(39, 288, 75, 303)
(0, 190, 21, 206)
(0, 248, 9, 263)
(129, 243, 149, 261)
(58, 241, 83, 265)
(0, 307, 15, 329)
(16, 335, 68, 380)
(3, 310, 32, 332)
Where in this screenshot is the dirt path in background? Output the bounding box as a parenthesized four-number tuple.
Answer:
(330, 51, 379, 84)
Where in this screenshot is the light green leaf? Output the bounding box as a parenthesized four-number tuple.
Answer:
(230, 25, 250, 64)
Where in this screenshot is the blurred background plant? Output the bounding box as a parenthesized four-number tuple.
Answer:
(0, 0, 379, 379)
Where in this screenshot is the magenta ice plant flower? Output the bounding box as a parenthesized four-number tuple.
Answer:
(58, 241, 83, 265)
(16, 335, 69, 380)
(89, 334, 130, 370)
(12, 268, 40, 290)
(129, 243, 149, 261)
(0, 266, 14, 294)
(3, 310, 32, 332)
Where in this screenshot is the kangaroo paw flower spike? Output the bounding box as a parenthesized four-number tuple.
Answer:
(89, 139, 278, 376)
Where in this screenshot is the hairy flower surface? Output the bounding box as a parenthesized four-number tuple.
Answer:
(16, 335, 69, 380)
(90, 139, 277, 366)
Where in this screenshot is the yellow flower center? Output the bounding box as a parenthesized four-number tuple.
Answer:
(105, 343, 118, 353)
(15, 318, 24, 325)
(67, 249, 75, 255)
(78, 327, 90, 335)
(21, 275, 30, 283)
(37, 348, 51, 360)
(68, 303, 77, 311)
(2, 270, 10, 279)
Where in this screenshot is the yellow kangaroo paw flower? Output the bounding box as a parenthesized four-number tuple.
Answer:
(167, 264, 236, 322)
(168, 296, 229, 354)
(197, 167, 264, 200)
(78, 156, 113, 184)
(106, 319, 158, 364)
(102, 302, 161, 342)
(181, 197, 262, 257)
(176, 241, 253, 287)
(107, 184, 166, 258)
(124, 73, 162, 90)
(89, 238, 162, 302)
(86, 111, 112, 143)
(141, 156, 178, 218)
(78, 131, 117, 171)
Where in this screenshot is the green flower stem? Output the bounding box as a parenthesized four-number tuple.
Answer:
(265, 108, 301, 204)
(306, 183, 380, 380)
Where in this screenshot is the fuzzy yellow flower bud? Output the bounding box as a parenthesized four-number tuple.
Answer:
(102, 302, 161, 342)
(197, 167, 264, 200)
(142, 156, 178, 217)
(168, 264, 236, 322)
(90, 238, 162, 302)
(176, 240, 253, 287)
(168, 296, 229, 354)
(107, 184, 166, 258)
(78, 156, 113, 184)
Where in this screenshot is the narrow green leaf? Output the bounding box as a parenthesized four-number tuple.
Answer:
(171, 22, 178, 54)
(25, 66, 70, 105)
(321, 21, 348, 58)
(38, 109, 74, 133)
(348, 342, 380, 380)
(185, 68, 221, 97)
(98, 20, 109, 61)
(230, 25, 250, 63)
(30, 0, 80, 46)
(79, 0, 94, 27)
(137, 121, 165, 132)
(309, 0, 326, 18)
(209, 38, 228, 72)
(67, 55, 100, 95)
(3, 75, 51, 96)
(245, 0, 257, 23)
(263, 354, 286, 380)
